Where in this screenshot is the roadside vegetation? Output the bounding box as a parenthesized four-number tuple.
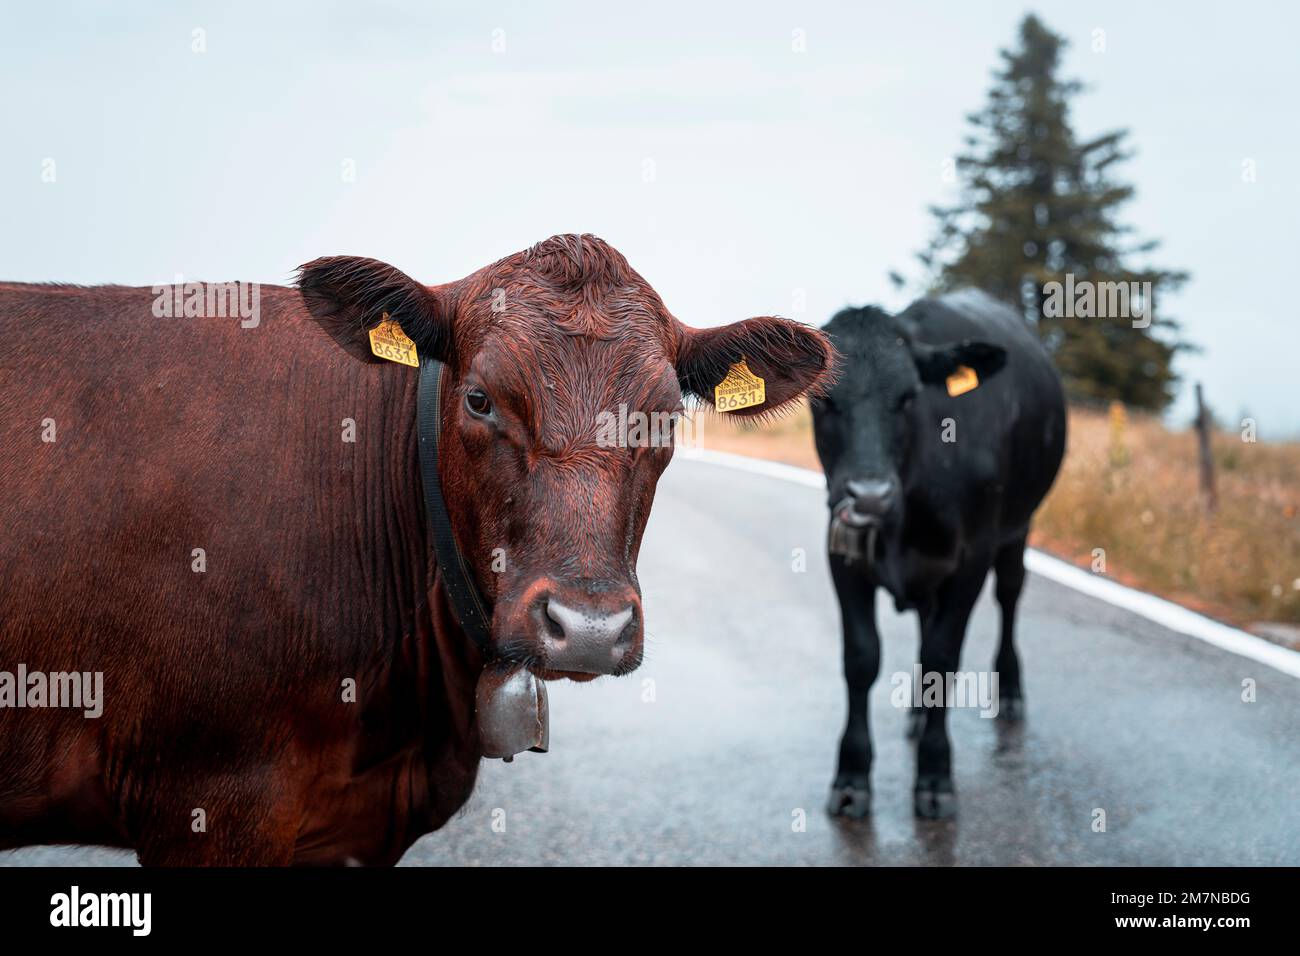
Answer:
(696, 402, 1300, 639)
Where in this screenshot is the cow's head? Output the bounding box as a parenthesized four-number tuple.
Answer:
(299, 235, 831, 680)
(811, 305, 1006, 553)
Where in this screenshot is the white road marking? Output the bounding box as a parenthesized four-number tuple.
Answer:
(685, 447, 1300, 680)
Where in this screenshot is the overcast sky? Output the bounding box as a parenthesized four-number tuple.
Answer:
(4, 1, 1297, 434)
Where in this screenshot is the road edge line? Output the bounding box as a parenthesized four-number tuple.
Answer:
(684, 447, 1300, 680)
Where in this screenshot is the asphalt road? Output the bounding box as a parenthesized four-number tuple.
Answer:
(4, 454, 1298, 866)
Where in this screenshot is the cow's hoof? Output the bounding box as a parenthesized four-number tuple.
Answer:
(913, 778, 957, 819)
(998, 694, 1026, 721)
(826, 783, 872, 818)
(906, 708, 925, 739)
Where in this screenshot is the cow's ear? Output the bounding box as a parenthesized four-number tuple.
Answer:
(675, 317, 834, 417)
(296, 256, 450, 364)
(910, 339, 1007, 386)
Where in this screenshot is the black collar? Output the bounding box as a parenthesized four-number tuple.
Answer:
(416, 357, 494, 655)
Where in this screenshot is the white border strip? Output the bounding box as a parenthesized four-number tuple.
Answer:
(685, 447, 1300, 680)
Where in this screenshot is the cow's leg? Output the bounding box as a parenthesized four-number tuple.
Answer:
(826, 555, 879, 819)
(906, 602, 933, 740)
(913, 561, 988, 819)
(906, 604, 931, 740)
(993, 531, 1029, 720)
(134, 769, 297, 866)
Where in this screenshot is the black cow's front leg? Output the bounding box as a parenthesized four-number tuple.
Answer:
(913, 562, 988, 819)
(906, 620, 927, 740)
(993, 532, 1028, 720)
(826, 554, 879, 819)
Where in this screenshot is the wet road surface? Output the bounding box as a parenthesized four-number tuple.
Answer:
(5, 454, 1298, 866)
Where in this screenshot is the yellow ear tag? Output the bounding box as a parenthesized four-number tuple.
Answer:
(945, 365, 979, 397)
(714, 358, 766, 413)
(368, 312, 419, 367)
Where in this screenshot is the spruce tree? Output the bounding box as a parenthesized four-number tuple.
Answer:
(918, 14, 1189, 410)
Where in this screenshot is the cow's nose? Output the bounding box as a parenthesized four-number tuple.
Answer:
(541, 598, 638, 674)
(846, 477, 898, 516)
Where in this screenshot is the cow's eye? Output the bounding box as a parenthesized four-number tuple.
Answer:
(465, 388, 493, 417)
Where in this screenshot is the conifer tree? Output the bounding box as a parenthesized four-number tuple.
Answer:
(919, 14, 1189, 409)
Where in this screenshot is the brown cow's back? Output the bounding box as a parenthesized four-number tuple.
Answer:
(0, 283, 478, 863)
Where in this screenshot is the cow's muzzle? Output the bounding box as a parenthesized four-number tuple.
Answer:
(538, 595, 639, 676)
(495, 578, 644, 679)
(534, 589, 641, 676)
(829, 496, 881, 563)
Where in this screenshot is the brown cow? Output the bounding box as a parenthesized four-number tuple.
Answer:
(0, 234, 831, 865)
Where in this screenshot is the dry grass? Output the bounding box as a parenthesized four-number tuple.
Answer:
(696, 401, 1300, 632)
(1031, 406, 1300, 629)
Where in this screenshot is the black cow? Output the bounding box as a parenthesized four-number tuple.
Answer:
(811, 289, 1066, 819)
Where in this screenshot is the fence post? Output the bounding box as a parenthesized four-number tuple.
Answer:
(1195, 382, 1217, 514)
